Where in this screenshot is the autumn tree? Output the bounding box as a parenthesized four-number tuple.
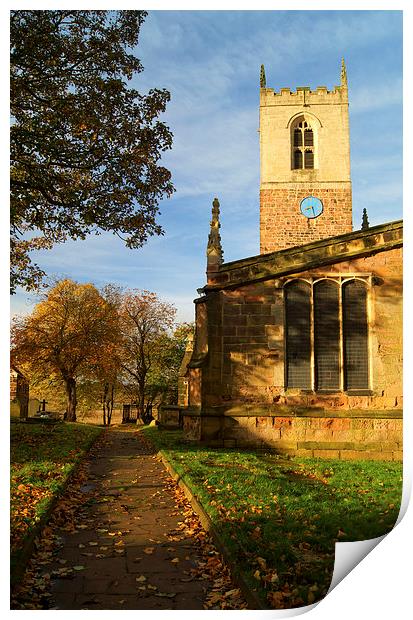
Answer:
(118, 290, 176, 422)
(10, 10, 174, 293)
(95, 285, 124, 426)
(11, 279, 120, 421)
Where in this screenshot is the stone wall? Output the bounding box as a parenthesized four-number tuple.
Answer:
(260, 185, 352, 253)
(182, 410, 402, 461)
(186, 228, 403, 459)
(202, 246, 402, 412)
(259, 73, 352, 252)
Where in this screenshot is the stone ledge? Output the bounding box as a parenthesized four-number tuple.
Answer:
(157, 450, 267, 610)
(192, 406, 403, 419)
(205, 220, 402, 291)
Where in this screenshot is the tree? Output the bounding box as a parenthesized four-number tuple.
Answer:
(118, 290, 176, 422)
(11, 279, 120, 421)
(10, 10, 174, 293)
(145, 322, 194, 409)
(95, 284, 124, 426)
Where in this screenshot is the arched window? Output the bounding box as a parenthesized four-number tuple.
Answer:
(343, 280, 369, 390)
(285, 281, 311, 389)
(314, 281, 340, 390)
(284, 278, 370, 393)
(292, 118, 315, 169)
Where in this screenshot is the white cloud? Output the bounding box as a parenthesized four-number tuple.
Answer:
(350, 81, 402, 113)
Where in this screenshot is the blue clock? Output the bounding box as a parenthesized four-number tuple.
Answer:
(300, 196, 323, 219)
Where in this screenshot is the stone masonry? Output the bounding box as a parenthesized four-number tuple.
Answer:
(259, 61, 352, 253)
(182, 62, 402, 461)
(184, 221, 403, 460)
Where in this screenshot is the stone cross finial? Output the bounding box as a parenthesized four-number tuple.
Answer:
(361, 208, 370, 230)
(207, 197, 223, 271)
(341, 58, 348, 88)
(260, 64, 266, 88)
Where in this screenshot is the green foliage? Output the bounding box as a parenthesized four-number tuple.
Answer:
(10, 10, 174, 292)
(145, 322, 194, 405)
(144, 428, 402, 608)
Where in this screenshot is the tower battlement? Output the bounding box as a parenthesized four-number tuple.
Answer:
(259, 59, 352, 254)
(260, 84, 348, 105)
(260, 58, 348, 106)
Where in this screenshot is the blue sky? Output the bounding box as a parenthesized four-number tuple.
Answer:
(10, 9, 403, 323)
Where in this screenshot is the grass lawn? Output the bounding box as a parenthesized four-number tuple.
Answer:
(143, 427, 402, 609)
(10, 421, 103, 578)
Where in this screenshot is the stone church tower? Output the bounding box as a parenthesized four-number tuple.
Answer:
(179, 58, 402, 461)
(259, 60, 352, 253)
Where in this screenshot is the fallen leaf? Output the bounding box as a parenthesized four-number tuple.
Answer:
(224, 589, 240, 597)
(155, 592, 176, 598)
(136, 575, 147, 582)
(143, 547, 155, 554)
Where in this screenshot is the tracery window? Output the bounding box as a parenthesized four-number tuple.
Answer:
(285, 278, 370, 392)
(292, 119, 315, 169)
(285, 280, 311, 389)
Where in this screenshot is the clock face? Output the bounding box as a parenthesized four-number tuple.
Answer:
(300, 196, 323, 219)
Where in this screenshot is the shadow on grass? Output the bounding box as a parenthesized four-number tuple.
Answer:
(143, 427, 402, 608)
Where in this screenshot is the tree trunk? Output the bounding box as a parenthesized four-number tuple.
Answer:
(65, 377, 77, 422)
(137, 379, 146, 423)
(102, 382, 115, 426)
(102, 382, 108, 426)
(107, 385, 114, 426)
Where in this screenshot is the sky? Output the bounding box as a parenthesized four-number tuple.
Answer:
(9, 8, 404, 324)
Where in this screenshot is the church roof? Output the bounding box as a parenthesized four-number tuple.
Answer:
(204, 219, 402, 291)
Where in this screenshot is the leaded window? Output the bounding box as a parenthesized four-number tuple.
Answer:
(292, 119, 315, 169)
(285, 280, 312, 389)
(343, 280, 369, 390)
(314, 280, 340, 390)
(285, 278, 370, 392)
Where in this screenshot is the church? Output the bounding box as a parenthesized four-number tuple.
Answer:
(180, 60, 403, 461)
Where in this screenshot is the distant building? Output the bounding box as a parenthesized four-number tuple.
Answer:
(10, 366, 29, 419)
(182, 61, 402, 461)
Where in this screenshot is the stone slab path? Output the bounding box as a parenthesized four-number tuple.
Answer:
(46, 425, 219, 610)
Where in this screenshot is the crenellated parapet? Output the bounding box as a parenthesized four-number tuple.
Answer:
(260, 84, 348, 106)
(260, 58, 348, 105)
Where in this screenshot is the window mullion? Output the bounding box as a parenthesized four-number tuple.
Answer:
(310, 281, 315, 391)
(339, 280, 344, 391)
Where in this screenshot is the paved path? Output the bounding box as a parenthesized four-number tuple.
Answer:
(48, 426, 215, 610)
